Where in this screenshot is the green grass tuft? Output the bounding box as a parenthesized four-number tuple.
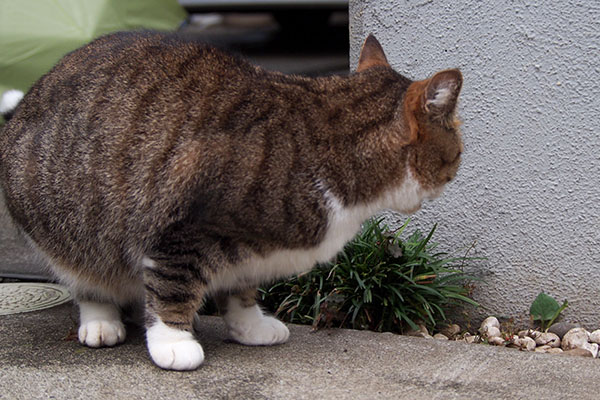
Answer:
(260, 218, 480, 333)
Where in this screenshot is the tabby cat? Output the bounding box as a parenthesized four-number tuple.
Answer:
(0, 31, 463, 370)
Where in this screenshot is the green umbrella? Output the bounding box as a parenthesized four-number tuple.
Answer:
(0, 0, 187, 96)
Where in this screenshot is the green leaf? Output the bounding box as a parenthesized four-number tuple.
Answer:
(443, 292, 480, 307)
(530, 292, 561, 322)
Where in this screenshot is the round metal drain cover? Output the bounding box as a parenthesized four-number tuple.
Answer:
(0, 282, 72, 315)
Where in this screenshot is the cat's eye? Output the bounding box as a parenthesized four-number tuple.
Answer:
(443, 150, 461, 164)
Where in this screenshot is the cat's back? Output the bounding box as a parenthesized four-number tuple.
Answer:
(0, 30, 261, 176)
(0, 32, 259, 243)
(8, 31, 252, 125)
(60, 30, 250, 83)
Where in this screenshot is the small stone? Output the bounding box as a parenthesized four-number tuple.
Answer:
(546, 348, 563, 354)
(548, 322, 577, 339)
(516, 336, 536, 351)
(441, 324, 461, 338)
(562, 348, 594, 358)
(406, 323, 429, 338)
(506, 335, 519, 348)
(534, 345, 552, 353)
(406, 330, 428, 338)
(509, 336, 535, 351)
(529, 331, 541, 339)
(480, 316, 500, 333)
(433, 333, 449, 340)
(518, 329, 534, 338)
(531, 331, 561, 348)
(464, 334, 479, 344)
(488, 336, 506, 346)
(589, 329, 600, 344)
(483, 326, 501, 338)
(587, 343, 599, 358)
(562, 328, 590, 350)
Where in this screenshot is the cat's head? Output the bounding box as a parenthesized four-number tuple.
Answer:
(358, 35, 463, 205)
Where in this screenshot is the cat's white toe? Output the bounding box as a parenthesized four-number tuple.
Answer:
(78, 319, 126, 347)
(146, 320, 204, 370)
(228, 315, 290, 346)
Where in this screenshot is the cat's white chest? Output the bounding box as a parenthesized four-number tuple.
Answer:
(207, 197, 365, 293)
(208, 170, 429, 293)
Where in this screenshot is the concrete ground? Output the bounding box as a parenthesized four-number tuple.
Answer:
(1, 302, 599, 400)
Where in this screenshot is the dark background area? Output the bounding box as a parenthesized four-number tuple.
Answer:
(178, 4, 349, 76)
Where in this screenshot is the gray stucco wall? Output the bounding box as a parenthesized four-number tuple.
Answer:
(350, 1, 600, 326)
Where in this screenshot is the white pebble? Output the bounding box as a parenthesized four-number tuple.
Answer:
(589, 329, 600, 344)
(583, 342, 599, 358)
(534, 345, 552, 353)
(511, 336, 536, 351)
(484, 326, 502, 338)
(519, 336, 537, 351)
(518, 329, 534, 338)
(562, 328, 590, 350)
(464, 334, 479, 344)
(532, 331, 561, 348)
(480, 316, 500, 332)
(488, 336, 506, 346)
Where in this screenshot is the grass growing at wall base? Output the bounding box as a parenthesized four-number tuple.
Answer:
(260, 218, 480, 333)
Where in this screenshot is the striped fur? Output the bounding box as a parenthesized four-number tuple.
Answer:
(0, 32, 463, 369)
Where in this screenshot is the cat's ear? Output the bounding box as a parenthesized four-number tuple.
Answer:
(423, 69, 463, 117)
(403, 69, 462, 142)
(357, 34, 390, 72)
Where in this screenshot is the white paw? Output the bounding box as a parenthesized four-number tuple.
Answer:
(77, 301, 126, 347)
(228, 315, 290, 346)
(78, 319, 126, 347)
(146, 320, 204, 370)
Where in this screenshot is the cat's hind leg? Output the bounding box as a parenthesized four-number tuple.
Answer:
(216, 288, 290, 346)
(78, 300, 126, 347)
(35, 250, 133, 348)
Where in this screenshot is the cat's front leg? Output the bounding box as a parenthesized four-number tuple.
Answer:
(145, 316, 204, 371)
(216, 288, 290, 346)
(143, 256, 206, 370)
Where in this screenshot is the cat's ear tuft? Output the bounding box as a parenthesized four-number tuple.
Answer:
(357, 34, 390, 72)
(424, 69, 463, 116)
(403, 69, 463, 142)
